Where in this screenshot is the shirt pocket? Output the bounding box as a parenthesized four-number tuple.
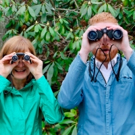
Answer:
(117, 74, 134, 95)
(119, 74, 133, 83)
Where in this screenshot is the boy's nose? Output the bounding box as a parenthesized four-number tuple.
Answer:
(101, 34, 110, 45)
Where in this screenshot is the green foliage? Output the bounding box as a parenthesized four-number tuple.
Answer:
(0, 0, 135, 134)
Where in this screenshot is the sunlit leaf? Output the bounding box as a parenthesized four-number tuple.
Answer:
(16, 6, 26, 15)
(47, 62, 54, 84)
(59, 119, 75, 125)
(45, 31, 51, 42)
(49, 26, 56, 37)
(28, 6, 36, 18)
(41, 26, 47, 38)
(80, 6, 88, 18)
(71, 126, 77, 135)
(108, 4, 117, 17)
(87, 6, 92, 18)
(62, 125, 74, 135)
(43, 64, 50, 74)
(98, 4, 104, 13)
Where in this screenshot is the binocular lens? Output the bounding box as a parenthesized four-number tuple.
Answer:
(24, 55, 30, 61)
(88, 31, 97, 41)
(12, 55, 18, 62)
(113, 30, 123, 40)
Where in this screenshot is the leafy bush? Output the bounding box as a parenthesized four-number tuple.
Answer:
(0, 0, 135, 134)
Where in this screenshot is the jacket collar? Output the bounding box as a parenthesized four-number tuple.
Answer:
(5, 79, 36, 95)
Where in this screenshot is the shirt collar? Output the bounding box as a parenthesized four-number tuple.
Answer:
(95, 54, 118, 69)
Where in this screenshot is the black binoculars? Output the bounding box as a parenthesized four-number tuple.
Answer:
(11, 53, 31, 64)
(87, 28, 123, 41)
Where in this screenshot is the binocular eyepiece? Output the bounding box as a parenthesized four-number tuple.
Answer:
(11, 53, 31, 64)
(87, 28, 123, 41)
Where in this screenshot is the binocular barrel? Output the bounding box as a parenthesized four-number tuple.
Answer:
(88, 28, 123, 41)
(11, 53, 31, 64)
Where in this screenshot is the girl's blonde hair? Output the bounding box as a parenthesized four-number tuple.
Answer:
(0, 35, 36, 58)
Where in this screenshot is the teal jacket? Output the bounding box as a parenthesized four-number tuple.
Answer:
(0, 75, 64, 135)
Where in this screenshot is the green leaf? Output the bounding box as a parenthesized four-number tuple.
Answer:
(5, 0, 10, 6)
(49, 26, 56, 37)
(33, 4, 41, 16)
(87, 6, 92, 18)
(41, 26, 47, 38)
(24, 10, 29, 22)
(60, 26, 65, 35)
(80, 6, 88, 18)
(60, 52, 68, 60)
(98, 4, 104, 13)
(45, 31, 51, 42)
(108, 4, 116, 17)
(62, 125, 74, 135)
(5, 7, 12, 16)
(47, 62, 54, 84)
(28, 6, 36, 18)
(42, 5, 46, 13)
(103, 3, 107, 11)
(71, 126, 77, 135)
(91, 1, 103, 4)
(80, 3, 87, 13)
(64, 112, 76, 118)
(66, 32, 72, 40)
(45, 3, 53, 15)
(63, 19, 69, 24)
(42, 121, 45, 127)
(59, 119, 75, 125)
(12, 4, 17, 12)
(33, 0, 38, 4)
(16, 6, 26, 15)
(26, 25, 34, 32)
(41, 13, 47, 23)
(43, 64, 50, 74)
(34, 24, 40, 33)
(59, 18, 63, 24)
(55, 62, 63, 70)
(133, 11, 135, 20)
(0, 10, 2, 17)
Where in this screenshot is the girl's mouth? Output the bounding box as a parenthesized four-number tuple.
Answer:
(15, 69, 26, 72)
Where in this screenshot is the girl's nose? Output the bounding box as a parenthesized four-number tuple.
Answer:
(18, 59, 24, 67)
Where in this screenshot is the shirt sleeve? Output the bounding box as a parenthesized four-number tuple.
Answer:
(36, 75, 64, 124)
(127, 51, 135, 75)
(58, 54, 86, 109)
(0, 75, 10, 93)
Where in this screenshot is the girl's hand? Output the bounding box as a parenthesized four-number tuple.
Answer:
(23, 52, 43, 80)
(0, 52, 18, 78)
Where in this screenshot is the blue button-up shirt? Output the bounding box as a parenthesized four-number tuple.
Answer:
(58, 52, 135, 135)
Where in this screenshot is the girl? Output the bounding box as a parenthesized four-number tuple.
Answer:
(0, 36, 64, 135)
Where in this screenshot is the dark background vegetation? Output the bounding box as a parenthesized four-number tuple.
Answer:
(0, 0, 135, 134)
